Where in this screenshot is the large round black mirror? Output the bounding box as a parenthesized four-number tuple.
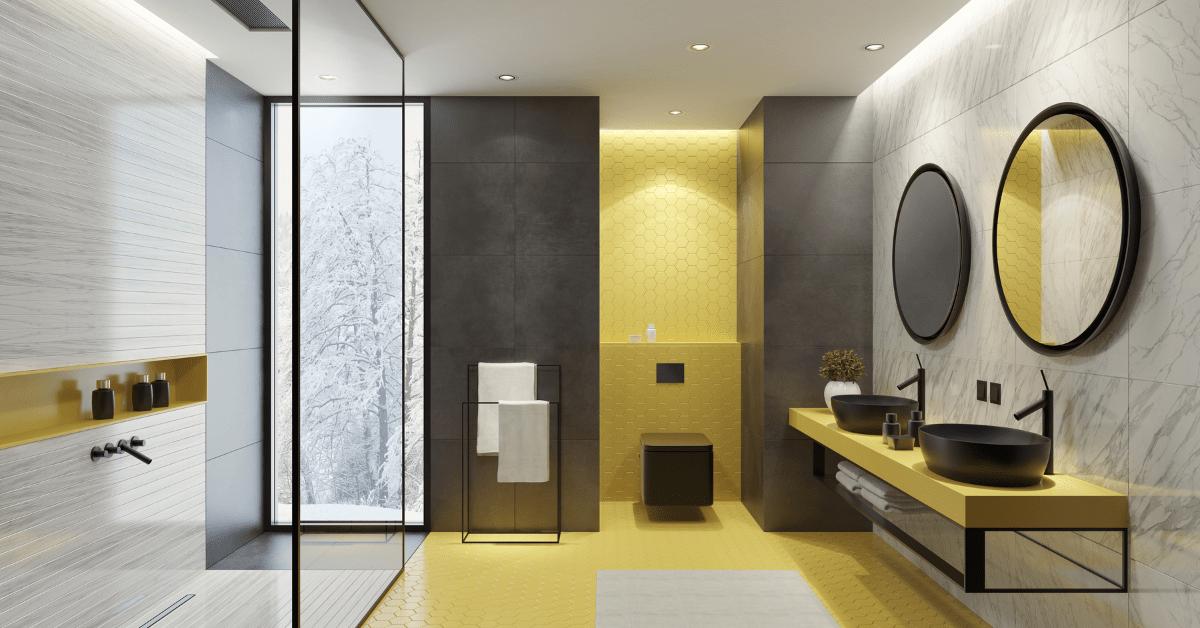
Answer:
(892, 164, 971, 344)
(993, 103, 1140, 356)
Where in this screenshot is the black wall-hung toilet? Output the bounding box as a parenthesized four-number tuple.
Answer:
(641, 433, 713, 506)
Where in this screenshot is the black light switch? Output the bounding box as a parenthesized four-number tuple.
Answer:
(989, 382, 1002, 405)
(657, 363, 685, 384)
(977, 380, 988, 401)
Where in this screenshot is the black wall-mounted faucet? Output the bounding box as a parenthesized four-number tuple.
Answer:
(1014, 370, 1054, 475)
(897, 354, 926, 415)
(118, 437, 152, 465)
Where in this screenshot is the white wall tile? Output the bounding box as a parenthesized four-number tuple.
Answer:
(1130, 0, 1200, 196)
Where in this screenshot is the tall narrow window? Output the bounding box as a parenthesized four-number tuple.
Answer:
(272, 102, 425, 525)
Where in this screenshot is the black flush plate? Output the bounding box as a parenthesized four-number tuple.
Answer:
(977, 380, 988, 401)
(990, 382, 1002, 405)
(657, 363, 685, 384)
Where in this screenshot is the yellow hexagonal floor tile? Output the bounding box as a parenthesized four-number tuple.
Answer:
(359, 502, 991, 627)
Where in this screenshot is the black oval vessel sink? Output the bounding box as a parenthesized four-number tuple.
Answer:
(919, 423, 1050, 487)
(830, 394, 919, 435)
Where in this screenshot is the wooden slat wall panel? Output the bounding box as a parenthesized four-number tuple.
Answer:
(0, 0, 206, 373)
(0, 405, 205, 628)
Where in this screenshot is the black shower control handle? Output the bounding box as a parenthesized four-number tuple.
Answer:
(90, 445, 114, 461)
(118, 439, 152, 465)
(130, 436, 145, 448)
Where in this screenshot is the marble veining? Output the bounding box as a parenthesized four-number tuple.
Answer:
(870, 0, 1200, 624)
(1131, 560, 1200, 628)
(1130, 0, 1200, 196)
(1129, 380, 1200, 589)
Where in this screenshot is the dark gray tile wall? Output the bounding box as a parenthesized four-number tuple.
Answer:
(739, 95, 874, 532)
(738, 101, 766, 529)
(429, 97, 599, 532)
(205, 61, 267, 565)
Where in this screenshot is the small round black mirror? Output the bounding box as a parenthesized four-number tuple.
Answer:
(892, 164, 971, 344)
(992, 103, 1140, 356)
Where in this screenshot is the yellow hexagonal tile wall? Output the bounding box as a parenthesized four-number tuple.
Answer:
(996, 131, 1043, 340)
(600, 342, 741, 501)
(600, 130, 738, 342)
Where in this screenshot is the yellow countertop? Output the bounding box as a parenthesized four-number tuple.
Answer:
(790, 407, 1128, 529)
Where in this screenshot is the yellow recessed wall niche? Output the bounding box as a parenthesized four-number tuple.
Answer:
(600, 130, 738, 342)
(599, 130, 741, 502)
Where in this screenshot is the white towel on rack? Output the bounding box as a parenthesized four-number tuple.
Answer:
(860, 489, 924, 513)
(477, 362, 537, 455)
(497, 400, 550, 483)
(835, 471, 861, 494)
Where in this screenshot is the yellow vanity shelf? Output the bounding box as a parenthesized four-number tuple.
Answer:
(789, 407, 1126, 528)
(0, 354, 207, 450)
(790, 407, 1128, 593)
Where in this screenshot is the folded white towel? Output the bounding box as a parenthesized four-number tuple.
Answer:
(477, 362, 537, 455)
(837, 461, 865, 482)
(497, 400, 550, 483)
(861, 489, 924, 513)
(857, 472, 912, 502)
(835, 471, 861, 494)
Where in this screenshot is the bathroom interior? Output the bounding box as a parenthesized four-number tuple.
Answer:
(0, 0, 1197, 626)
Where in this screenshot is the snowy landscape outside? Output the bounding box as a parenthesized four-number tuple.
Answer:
(273, 103, 424, 524)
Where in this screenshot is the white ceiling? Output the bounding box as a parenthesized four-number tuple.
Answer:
(133, 0, 404, 97)
(362, 0, 970, 129)
(135, 0, 969, 129)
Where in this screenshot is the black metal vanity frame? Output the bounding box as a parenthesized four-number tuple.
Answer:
(813, 441, 1129, 594)
(460, 364, 562, 544)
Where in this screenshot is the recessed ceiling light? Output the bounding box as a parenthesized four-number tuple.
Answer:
(318, 74, 338, 80)
(668, 110, 683, 115)
(864, 43, 884, 51)
(689, 43, 710, 51)
(497, 74, 517, 81)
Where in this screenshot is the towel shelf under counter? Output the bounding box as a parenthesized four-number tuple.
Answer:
(789, 407, 1128, 594)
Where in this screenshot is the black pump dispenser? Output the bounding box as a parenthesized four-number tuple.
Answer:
(132, 375, 154, 411)
(92, 380, 115, 420)
(151, 372, 170, 408)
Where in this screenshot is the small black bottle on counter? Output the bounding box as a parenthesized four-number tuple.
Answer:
(93, 380, 115, 421)
(908, 410, 926, 447)
(882, 412, 901, 444)
(132, 375, 154, 411)
(152, 372, 170, 408)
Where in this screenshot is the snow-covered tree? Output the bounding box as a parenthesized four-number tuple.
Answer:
(299, 136, 406, 510)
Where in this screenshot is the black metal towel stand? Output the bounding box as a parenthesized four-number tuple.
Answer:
(461, 364, 562, 543)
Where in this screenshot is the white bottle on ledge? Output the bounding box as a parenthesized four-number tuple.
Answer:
(646, 324, 657, 343)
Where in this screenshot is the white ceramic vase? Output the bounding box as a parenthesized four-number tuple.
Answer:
(824, 380, 861, 411)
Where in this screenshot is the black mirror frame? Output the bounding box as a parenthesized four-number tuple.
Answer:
(991, 102, 1141, 356)
(892, 163, 972, 344)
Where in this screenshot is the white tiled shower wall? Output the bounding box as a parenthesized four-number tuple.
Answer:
(869, 0, 1200, 626)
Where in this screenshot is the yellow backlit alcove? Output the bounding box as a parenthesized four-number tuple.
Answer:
(599, 130, 741, 501)
(0, 354, 208, 449)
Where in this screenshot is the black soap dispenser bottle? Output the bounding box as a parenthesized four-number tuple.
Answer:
(132, 375, 154, 411)
(908, 410, 926, 447)
(152, 372, 170, 408)
(882, 412, 901, 445)
(93, 380, 115, 421)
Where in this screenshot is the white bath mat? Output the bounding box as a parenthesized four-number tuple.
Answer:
(595, 570, 840, 628)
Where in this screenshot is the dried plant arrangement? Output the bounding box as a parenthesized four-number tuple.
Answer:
(818, 349, 865, 383)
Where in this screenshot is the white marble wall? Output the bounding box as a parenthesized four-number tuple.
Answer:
(870, 0, 1200, 626)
